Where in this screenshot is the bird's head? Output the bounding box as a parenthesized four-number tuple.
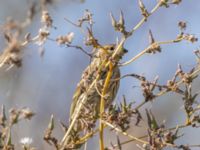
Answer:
(95, 44, 128, 61)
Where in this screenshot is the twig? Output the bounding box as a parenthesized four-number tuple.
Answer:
(66, 44, 92, 57)
(120, 38, 184, 67)
(102, 119, 148, 145)
(134, 65, 200, 110)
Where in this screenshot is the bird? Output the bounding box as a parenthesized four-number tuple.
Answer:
(66, 44, 127, 149)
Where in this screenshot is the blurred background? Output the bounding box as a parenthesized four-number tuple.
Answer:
(0, 0, 200, 149)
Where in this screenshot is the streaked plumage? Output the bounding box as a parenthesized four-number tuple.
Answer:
(68, 44, 127, 148)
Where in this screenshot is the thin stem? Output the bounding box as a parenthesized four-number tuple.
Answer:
(66, 44, 92, 57)
(110, 123, 191, 149)
(99, 63, 113, 150)
(129, 2, 161, 36)
(75, 129, 99, 145)
(134, 63, 200, 111)
(120, 38, 184, 67)
(102, 120, 148, 145)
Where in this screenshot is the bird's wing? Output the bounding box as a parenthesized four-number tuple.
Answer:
(69, 58, 101, 121)
(69, 80, 83, 121)
(69, 61, 94, 121)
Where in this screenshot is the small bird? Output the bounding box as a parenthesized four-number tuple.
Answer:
(67, 44, 127, 148)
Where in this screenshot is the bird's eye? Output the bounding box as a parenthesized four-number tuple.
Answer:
(110, 46, 114, 51)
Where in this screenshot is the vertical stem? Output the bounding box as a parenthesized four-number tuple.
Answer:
(99, 62, 113, 150)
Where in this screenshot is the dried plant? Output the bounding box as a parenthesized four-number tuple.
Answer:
(0, 0, 200, 150)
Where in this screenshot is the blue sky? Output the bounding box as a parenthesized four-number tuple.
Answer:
(0, 0, 200, 149)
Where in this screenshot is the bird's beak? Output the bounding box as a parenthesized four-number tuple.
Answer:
(123, 48, 128, 53)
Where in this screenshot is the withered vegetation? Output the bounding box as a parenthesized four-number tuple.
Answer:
(0, 0, 200, 150)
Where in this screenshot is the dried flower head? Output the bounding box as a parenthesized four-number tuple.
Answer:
(172, 0, 182, 5)
(56, 32, 74, 45)
(37, 28, 50, 45)
(20, 137, 33, 146)
(178, 21, 187, 30)
(183, 34, 198, 43)
(0, 33, 23, 69)
(20, 108, 35, 120)
(41, 11, 53, 27)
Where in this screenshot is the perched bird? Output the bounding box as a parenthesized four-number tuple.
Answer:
(66, 44, 127, 148)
